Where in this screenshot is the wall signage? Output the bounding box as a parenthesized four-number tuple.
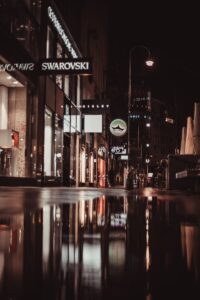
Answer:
(47, 6, 78, 58)
(109, 119, 127, 137)
(111, 146, 127, 155)
(0, 59, 92, 75)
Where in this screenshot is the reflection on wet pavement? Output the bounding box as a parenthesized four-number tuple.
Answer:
(0, 192, 200, 299)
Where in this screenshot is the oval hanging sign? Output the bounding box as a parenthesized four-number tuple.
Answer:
(109, 119, 127, 137)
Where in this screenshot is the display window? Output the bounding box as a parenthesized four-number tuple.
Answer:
(0, 71, 27, 177)
(54, 116, 63, 177)
(44, 107, 53, 176)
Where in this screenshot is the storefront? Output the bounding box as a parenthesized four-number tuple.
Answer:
(0, 60, 38, 181)
(0, 0, 86, 186)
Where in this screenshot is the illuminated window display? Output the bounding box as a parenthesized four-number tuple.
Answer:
(0, 74, 27, 177)
(54, 116, 63, 177)
(44, 107, 53, 176)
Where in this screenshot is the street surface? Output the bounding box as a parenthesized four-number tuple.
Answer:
(0, 186, 200, 299)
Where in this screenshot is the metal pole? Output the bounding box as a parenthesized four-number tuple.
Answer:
(127, 49, 132, 172)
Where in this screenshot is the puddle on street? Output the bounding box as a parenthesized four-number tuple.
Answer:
(0, 195, 200, 299)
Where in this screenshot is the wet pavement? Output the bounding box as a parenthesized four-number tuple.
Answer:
(0, 186, 200, 299)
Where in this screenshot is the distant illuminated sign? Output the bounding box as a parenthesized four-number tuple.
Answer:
(109, 119, 127, 137)
(47, 6, 78, 58)
(111, 146, 126, 155)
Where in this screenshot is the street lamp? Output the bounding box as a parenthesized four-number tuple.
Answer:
(127, 45, 154, 172)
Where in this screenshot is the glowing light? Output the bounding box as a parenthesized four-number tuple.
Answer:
(145, 59, 154, 67)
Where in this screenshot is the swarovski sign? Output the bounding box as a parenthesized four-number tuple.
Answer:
(47, 6, 78, 58)
(40, 59, 91, 74)
(0, 59, 92, 75)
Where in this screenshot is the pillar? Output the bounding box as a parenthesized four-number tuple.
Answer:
(193, 102, 200, 155)
(185, 116, 194, 154)
(180, 126, 186, 155)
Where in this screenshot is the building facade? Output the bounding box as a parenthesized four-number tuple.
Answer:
(0, 0, 109, 187)
(0, 0, 84, 186)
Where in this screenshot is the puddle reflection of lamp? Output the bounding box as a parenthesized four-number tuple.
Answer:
(0, 129, 12, 148)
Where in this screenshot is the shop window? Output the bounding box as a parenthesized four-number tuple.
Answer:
(64, 75, 70, 97)
(46, 26, 55, 58)
(56, 42, 63, 89)
(54, 116, 63, 177)
(76, 75, 81, 106)
(64, 54, 69, 96)
(44, 107, 53, 176)
(0, 81, 27, 177)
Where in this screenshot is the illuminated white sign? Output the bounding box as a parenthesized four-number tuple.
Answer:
(120, 155, 128, 160)
(109, 119, 127, 137)
(48, 6, 78, 58)
(42, 61, 89, 71)
(40, 59, 91, 74)
(84, 115, 102, 133)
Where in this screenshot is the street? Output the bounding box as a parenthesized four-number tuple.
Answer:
(0, 186, 200, 299)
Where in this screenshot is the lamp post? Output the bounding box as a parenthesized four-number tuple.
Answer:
(127, 45, 154, 173)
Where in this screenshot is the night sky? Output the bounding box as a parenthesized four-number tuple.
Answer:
(107, 1, 200, 131)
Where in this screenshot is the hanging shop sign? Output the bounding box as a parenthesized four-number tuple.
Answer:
(111, 146, 127, 155)
(39, 58, 92, 75)
(0, 59, 92, 75)
(47, 5, 78, 58)
(109, 119, 127, 137)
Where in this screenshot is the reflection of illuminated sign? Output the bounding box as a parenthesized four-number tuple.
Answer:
(0, 63, 34, 72)
(120, 155, 128, 160)
(110, 213, 127, 227)
(111, 146, 126, 155)
(109, 119, 127, 137)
